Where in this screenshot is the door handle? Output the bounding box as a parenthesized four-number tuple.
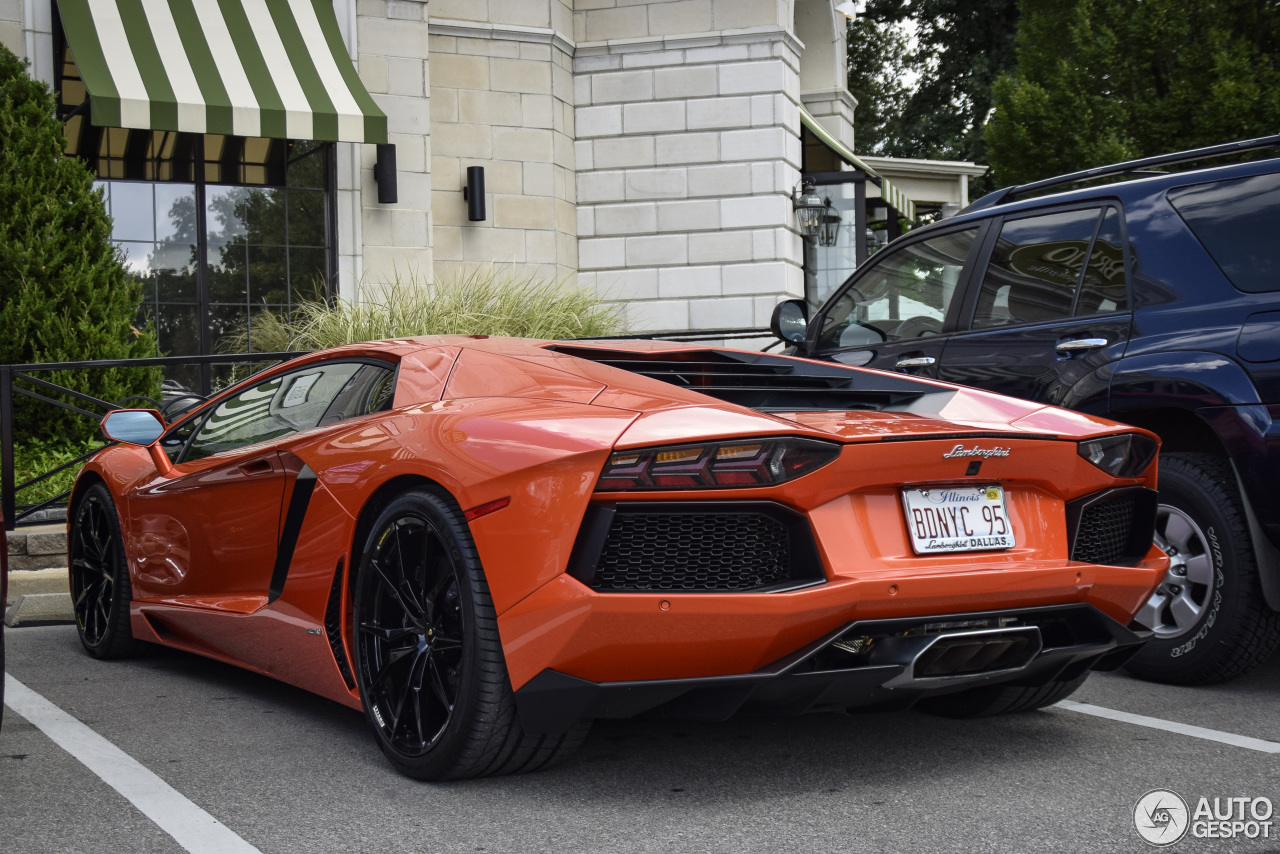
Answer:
(237, 459, 274, 476)
(1055, 337, 1108, 354)
(895, 356, 936, 368)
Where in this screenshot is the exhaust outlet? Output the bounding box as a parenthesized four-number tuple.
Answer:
(870, 626, 1043, 688)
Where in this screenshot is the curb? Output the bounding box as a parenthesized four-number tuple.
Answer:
(5, 567, 73, 626)
(5, 592, 75, 627)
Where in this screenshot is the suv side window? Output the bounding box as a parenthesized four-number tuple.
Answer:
(815, 228, 979, 351)
(1168, 172, 1280, 293)
(183, 360, 396, 462)
(971, 207, 1120, 328)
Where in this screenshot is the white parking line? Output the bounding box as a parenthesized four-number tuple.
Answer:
(4, 674, 263, 854)
(1056, 699, 1280, 754)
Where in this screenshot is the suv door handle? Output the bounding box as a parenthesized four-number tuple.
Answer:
(895, 356, 937, 368)
(1055, 337, 1108, 354)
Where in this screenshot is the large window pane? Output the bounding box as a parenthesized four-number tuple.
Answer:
(1077, 209, 1127, 315)
(108, 182, 155, 241)
(1169, 172, 1280, 293)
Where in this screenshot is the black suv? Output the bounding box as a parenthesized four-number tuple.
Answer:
(773, 136, 1280, 685)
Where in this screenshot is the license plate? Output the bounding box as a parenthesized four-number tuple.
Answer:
(901, 485, 1015, 554)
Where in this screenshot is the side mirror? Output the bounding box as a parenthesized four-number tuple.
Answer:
(102, 409, 165, 445)
(102, 409, 173, 476)
(770, 299, 809, 346)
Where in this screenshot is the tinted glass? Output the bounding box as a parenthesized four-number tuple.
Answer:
(184, 362, 373, 461)
(816, 228, 978, 351)
(1077, 208, 1127, 314)
(1168, 172, 1280, 293)
(972, 208, 1102, 328)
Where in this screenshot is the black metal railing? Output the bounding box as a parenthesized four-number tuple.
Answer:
(0, 328, 773, 531)
(1, 352, 304, 531)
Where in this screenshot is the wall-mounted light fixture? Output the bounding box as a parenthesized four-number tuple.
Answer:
(374, 144, 397, 204)
(792, 178, 826, 239)
(463, 166, 486, 221)
(819, 203, 841, 247)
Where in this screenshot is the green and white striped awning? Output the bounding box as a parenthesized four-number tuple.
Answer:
(799, 106, 916, 221)
(59, 0, 387, 143)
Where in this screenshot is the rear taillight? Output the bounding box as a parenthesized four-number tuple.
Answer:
(595, 438, 840, 491)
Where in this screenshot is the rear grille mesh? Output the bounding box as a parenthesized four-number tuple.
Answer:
(1071, 493, 1135, 565)
(592, 511, 792, 592)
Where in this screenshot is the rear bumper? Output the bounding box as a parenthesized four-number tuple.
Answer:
(514, 604, 1148, 733)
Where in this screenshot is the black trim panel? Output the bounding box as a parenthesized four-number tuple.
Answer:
(269, 464, 317, 603)
(514, 604, 1149, 733)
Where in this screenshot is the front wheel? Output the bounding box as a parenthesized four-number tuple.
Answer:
(69, 483, 137, 659)
(1124, 453, 1280, 684)
(352, 487, 587, 780)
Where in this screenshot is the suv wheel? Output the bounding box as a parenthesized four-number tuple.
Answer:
(1125, 453, 1280, 684)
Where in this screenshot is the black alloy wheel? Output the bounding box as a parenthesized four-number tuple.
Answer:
(69, 483, 137, 659)
(353, 487, 589, 780)
(357, 509, 464, 758)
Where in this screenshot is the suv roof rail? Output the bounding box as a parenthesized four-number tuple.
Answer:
(963, 133, 1280, 213)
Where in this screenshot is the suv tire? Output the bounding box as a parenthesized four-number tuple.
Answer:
(1124, 453, 1280, 684)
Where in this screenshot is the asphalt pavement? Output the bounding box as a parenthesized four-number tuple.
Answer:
(2, 624, 1278, 854)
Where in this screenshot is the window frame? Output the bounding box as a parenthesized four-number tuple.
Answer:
(163, 356, 399, 464)
(808, 220, 992, 356)
(956, 200, 1133, 334)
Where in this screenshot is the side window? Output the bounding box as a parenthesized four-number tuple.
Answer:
(183, 361, 394, 462)
(1168, 172, 1280, 293)
(816, 228, 979, 351)
(1077, 209, 1127, 315)
(971, 208, 1105, 329)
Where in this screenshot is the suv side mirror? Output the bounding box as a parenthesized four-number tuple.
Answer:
(101, 409, 173, 476)
(771, 299, 809, 346)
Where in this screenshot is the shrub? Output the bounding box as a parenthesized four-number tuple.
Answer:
(4, 439, 101, 507)
(223, 266, 626, 354)
(0, 45, 160, 448)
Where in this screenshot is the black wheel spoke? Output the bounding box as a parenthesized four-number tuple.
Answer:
(372, 648, 416, 686)
(360, 621, 418, 643)
(427, 656, 453, 710)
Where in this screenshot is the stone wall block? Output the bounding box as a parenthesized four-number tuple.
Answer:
(655, 132, 719, 166)
(626, 234, 687, 266)
(659, 266, 721, 298)
(721, 127, 785, 162)
(656, 199, 721, 233)
(594, 136, 656, 170)
(579, 237, 627, 269)
(686, 97, 751, 130)
(591, 69, 654, 103)
(594, 202, 659, 236)
(690, 296, 752, 329)
(576, 104, 623, 138)
(721, 195, 788, 229)
(646, 0, 712, 36)
(578, 170, 627, 204)
(686, 163, 752, 198)
(625, 168, 688, 200)
(688, 231, 753, 264)
(622, 101, 685, 134)
(653, 66, 718, 100)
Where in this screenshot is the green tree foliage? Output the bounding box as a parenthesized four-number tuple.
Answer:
(851, 0, 1021, 186)
(0, 45, 159, 447)
(847, 12, 913, 154)
(987, 0, 1280, 186)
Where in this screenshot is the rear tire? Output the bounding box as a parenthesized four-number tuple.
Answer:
(352, 487, 588, 780)
(917, 674, 1087, 719)
(1124, 453, 1280, 685)
(69, 483, 138, 660)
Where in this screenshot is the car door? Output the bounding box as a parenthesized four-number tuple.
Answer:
(937, 205, 1132, 411)
(126, 359, 395, 610)
(807, 225, 986, 376)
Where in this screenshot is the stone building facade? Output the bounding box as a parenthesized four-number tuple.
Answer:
(4, 0, 981, 344)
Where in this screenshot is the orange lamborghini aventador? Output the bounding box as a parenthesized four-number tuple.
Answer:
(70, 336, 1167, 779)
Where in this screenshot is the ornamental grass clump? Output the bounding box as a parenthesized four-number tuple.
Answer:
(226, 266, 625, 354)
